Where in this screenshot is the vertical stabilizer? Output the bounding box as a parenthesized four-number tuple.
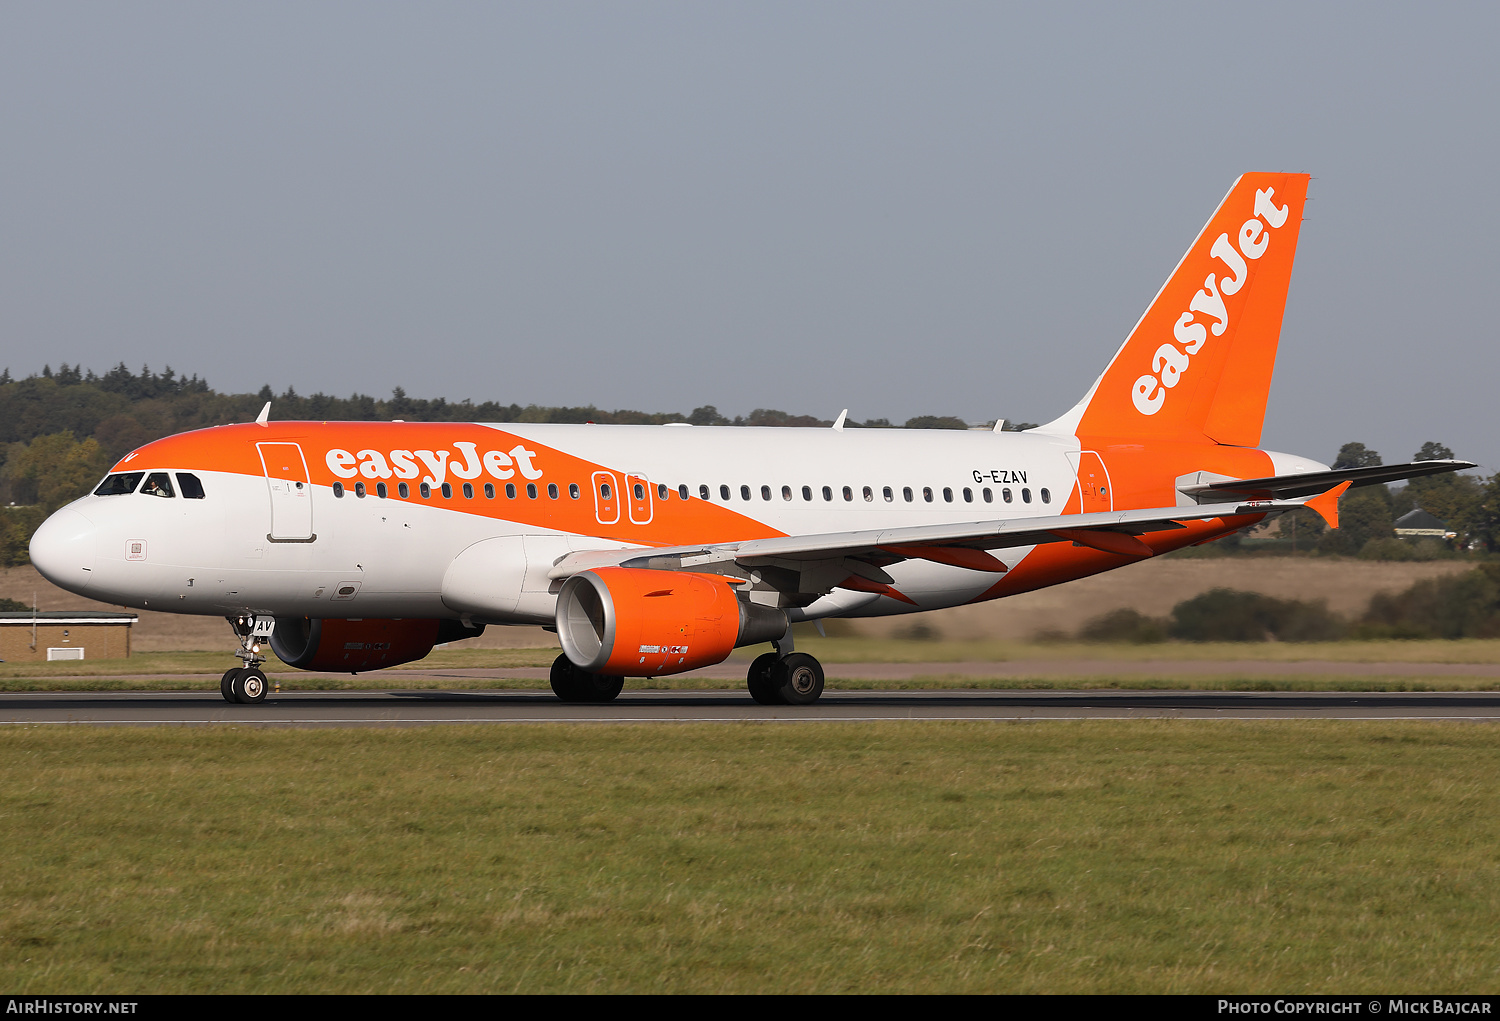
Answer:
(1040, 172, 1310, 446)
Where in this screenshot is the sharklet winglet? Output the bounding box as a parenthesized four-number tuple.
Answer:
(1304, 480, 1351, 530)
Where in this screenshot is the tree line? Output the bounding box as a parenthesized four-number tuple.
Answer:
(0, 364, 1036, 563)
(1, 364, 1494, 567)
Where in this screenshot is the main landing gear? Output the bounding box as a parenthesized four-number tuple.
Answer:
(221, 614, 271, 704)
(550, 654, 625, 703)
(746, 630, 825, 706)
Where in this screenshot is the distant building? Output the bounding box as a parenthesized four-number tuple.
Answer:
(1393, 508, 1453, 539)
(0, 611, 139, 662)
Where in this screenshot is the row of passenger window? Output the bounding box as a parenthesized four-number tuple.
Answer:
(332, 478, 1050, 506)
(700, 483, 1051, 505)
(334, 480, 574, 500)
(94, 471, 207, 499)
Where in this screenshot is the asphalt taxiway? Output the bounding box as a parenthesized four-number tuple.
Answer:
(4, 688, 1500, 726)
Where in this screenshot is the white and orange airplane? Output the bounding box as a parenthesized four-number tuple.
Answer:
(28, 173, 1471, 705)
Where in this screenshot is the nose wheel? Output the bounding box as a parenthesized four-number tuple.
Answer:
(221, 667, 269, 704)
(222, 615, 274, 704)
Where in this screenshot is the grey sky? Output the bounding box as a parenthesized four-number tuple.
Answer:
(2, 2, 1496, 471)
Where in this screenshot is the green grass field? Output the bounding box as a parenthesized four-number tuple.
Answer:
(2, 721, 1497, 993)
(3, 637, 1498, 692)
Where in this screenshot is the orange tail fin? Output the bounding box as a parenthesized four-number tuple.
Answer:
(1042, 172, 1310, 447)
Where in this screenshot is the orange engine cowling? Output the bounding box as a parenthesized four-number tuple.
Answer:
(556, 568, 787, 677)
(270, 617, 483, 672)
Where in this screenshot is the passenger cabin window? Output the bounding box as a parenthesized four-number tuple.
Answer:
(333, 482, 346, 498)
(720, 485, 731, 501)
(1040, 488, 1051, 504)
(142, 473, 175, 498)
(399, 482, 410, 498)
(822, 486, 833, 501)
(903, 487, 913, 502)
(740, 485, 751, 501)
(572, 483, 583, 499)
(377, 482, 388, 499)
(441, 483, 453, 499)
(761, 485, 771, 501)
(942, 487, 954, 503)
(176, 473, 206, 499)
(680, 484, 690, 500)
(95, 473, 144, 496)
(699, 484, 710, 500)
(802, 486, 812, 501)
(355, 482, 367, 497)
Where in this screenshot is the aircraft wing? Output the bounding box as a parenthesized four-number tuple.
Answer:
(1177, 459, 1476, 502)
(548, 496, 1314, 588)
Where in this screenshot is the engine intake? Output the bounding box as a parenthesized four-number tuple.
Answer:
(556, 568, 787, 677)
(270, 617, 484, 673)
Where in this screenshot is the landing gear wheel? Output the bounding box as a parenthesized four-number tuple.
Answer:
(773, 653, 824, 705)
(221, 668, 241, 704)
(231, 668, 269, 704)
(747, 652, 783, 705)
(550, 654, 624, 703)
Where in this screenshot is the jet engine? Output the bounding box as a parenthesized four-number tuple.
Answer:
(270, 617, 484, 672)
(555, 568, 787, 677)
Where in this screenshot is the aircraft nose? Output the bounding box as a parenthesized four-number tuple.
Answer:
(29, 507, 97, 593)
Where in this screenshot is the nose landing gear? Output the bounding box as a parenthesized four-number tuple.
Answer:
(221, 615, 272, 704)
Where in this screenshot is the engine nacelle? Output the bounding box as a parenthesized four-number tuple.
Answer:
(556, 568, 788, 677)
(270, 617, 484, 672)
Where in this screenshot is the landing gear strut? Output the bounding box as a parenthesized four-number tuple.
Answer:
(221, 615, 271, 704)
(746, 629, 825, 706)
(550, 654, 625, 703)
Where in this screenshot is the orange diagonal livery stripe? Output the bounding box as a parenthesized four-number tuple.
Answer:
(114, 422, 786, 547)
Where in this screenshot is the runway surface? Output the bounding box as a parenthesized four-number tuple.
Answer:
(4, 688, 1500, 726)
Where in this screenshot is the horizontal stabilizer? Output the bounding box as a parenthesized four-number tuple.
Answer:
(1178, 459, 1476, 503)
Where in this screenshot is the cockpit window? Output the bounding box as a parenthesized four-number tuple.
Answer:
(176, 473, 206, 499)
(94, 472, 144, 496)
(141, 472, 175, 498)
